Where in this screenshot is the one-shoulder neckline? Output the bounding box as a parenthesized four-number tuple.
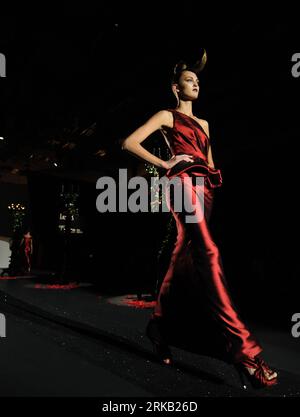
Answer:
(170, 109, 209, 139)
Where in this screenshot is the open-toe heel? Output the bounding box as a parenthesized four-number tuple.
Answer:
(235, 356, 278, 389)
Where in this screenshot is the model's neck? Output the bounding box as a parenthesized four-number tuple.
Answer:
(176, 101, 193, 116)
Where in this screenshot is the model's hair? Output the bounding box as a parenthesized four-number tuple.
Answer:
(170, 49, 207, 106)
(171, 49, 207, 85)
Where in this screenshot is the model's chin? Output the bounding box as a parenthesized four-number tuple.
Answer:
(182, 93, 199, 101)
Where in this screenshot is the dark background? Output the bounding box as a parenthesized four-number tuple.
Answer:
(0, 10, 299, 327)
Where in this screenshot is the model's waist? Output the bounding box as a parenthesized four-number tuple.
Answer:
(165, 155, 223, 188)
(173, 151, 207, 159)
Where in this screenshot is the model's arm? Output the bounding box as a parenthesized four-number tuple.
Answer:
(121, 110, 194, 169)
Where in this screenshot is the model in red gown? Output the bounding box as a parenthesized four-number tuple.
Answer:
(20, 231, 33, 273)
(146, 108, 277, 387)
(121, 51, 277, 387)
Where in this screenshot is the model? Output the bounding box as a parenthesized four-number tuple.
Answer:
(121, 50, 277, 389)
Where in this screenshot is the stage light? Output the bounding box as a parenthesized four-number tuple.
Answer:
(0, 136, 4, 140)
(53, 162, 58, 167)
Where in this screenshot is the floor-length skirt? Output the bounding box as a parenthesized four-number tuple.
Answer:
(151, 172, 262, 363)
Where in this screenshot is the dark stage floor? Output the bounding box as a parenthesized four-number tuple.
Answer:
(0, 272, 300, 398)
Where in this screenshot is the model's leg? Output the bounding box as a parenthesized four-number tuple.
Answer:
(149, 173, 277, 383)
(187, 175, 277, 385)
(25, 250, 31, 273)
(152, 185, 189, 319)
(147, 178, 192, 365)
(175, 174, 263, 363)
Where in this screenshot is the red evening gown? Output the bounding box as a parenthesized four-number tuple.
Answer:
(150, 108, 262, 363)
(23, 236, 32, 272)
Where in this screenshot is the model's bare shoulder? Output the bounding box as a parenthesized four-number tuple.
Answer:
(154, 110, 173, 129)
(195, 117, 209, 137)
(195, 116, 208, 127)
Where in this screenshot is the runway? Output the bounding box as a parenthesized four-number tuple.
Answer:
(0, 273, 300, 398)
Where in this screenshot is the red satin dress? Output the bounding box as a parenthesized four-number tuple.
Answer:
(23, 235, 32, 272)
(151, 108, 262, 363)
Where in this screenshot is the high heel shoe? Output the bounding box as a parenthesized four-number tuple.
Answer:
(146, 317, 173, 366)
(235, 356, 278, 389)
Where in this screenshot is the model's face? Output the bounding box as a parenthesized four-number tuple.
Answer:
(174, 70, 200, 101)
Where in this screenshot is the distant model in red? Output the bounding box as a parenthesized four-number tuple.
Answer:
(20, 230, 33, 274)
(122, 50, 277, 389)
